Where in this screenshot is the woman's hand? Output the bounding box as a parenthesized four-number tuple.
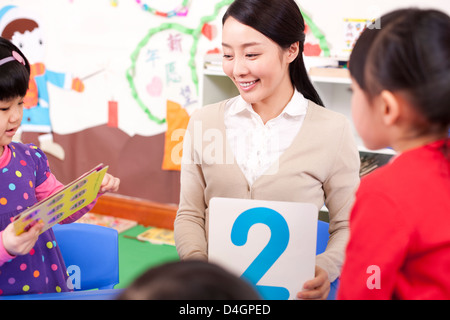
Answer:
(297, 265, 330, 300)
(100, 173, 120, 193)
(2, 221, 44, 256)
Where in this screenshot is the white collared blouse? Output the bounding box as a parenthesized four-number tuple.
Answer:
(224, 90, 308, 186)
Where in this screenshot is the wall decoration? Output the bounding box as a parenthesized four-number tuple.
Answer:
(343, 18, 372, 53)
(0, 1, 234, 204)
(126, 0, 233, 126)
(162, 100, 190, 171)
(126, 0, 233, 176)
(302, 10, 330, 57)
(0, 5, 86, 160)
(135, 0, 190, 18)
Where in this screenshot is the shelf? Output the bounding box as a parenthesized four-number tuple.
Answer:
(309, 75, 351, 85)
(203, 68, 226, 76)
(308, 66, 351, 84)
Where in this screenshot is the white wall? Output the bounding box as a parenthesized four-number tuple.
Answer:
(297, 0, 450, 57)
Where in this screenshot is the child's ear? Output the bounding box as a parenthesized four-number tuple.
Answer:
(379, 90, 401, 126)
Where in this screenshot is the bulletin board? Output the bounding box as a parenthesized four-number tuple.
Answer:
(1, 0, 448, 205)
(0, 0, 231, 204)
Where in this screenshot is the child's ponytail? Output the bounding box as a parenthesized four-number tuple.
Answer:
(350, 9, 450, 139)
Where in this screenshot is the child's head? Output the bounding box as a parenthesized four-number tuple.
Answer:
(118, 260, 261, 300)
(0, 36, 30, 101)
(349, 9, 450, 149)
(222, 0, 323, 107)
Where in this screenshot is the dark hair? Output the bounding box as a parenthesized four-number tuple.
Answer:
(349, 8, 450, 137)
(117, 260, 261, 300)
(223, 0, 324, 107)
(0, 37, 30, 101)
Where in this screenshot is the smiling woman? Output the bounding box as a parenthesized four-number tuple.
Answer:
(174, 0, 361, 300)
(222, 0, 323, 110)
(221, 18, 299, 123)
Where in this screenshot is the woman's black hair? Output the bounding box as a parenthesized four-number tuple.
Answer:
(349, 8, 450, 138)
(0, 37, 30, 101)
(223, 0, 324, 107)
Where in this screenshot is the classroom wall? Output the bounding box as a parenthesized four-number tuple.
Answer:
(1, 0, 448, 205)
(0, 0, 230, 204)
(298, 0, 450, 57)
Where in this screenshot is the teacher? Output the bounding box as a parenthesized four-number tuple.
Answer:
(174, 0, 360, 300)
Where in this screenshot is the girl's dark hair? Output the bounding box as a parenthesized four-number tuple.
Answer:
(0, 37, 30, 101)
(118, 260, 261, 300)
(223, 0, 324, 107)
(349, 8, 450, 136)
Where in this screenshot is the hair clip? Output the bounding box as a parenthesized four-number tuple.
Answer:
(12, 51, 25, 65)
(0, 50, 26, 67)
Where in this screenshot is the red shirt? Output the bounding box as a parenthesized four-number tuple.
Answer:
(338, 140, 450, 300)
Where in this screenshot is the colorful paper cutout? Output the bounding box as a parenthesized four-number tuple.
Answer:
(136, 0, 190, 18)
(108, 100, 118, 128)
(126, 0, 234, 125)
(162, 100, 190, 171)
(201, 23, 216, 41)
(302, 11, 330, 57)
(0, 5, 87, 160)
(146, 76, 164, 97)
(13, 164, 108, 235)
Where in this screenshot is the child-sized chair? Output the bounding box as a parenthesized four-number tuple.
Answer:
(316, 220, 339, 300)
(53, 223, 119, 291)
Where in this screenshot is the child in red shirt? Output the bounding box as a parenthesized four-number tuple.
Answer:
(338, 8, 450, 299)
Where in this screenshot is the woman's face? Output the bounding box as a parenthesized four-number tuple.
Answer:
(222, 17, 296, 110)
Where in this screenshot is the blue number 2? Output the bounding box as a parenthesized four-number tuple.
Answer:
(231, 207, 290, 300)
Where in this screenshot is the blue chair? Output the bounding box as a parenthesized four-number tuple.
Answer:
(52, 223, 119, 291)
(316, 220, 339, 300)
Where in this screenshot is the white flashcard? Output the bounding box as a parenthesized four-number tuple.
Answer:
(208, 197, 318, 300)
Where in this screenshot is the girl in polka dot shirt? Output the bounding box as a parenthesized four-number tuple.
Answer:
(0, 37, 120, 296)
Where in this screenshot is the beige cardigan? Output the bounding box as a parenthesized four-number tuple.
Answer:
(174, 99, 360, 282)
